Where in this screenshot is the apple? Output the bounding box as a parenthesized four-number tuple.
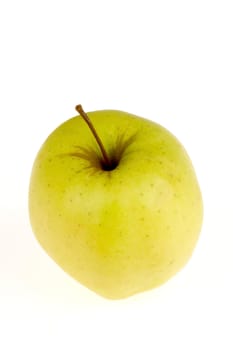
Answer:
(29, 105, 203, 299)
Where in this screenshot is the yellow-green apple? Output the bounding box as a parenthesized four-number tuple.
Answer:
(29, 105, 203, 299)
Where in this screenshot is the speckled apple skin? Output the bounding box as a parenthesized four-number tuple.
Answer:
(29, 110, 203, 299)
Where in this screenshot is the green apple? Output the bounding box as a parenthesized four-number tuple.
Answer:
(29, 105, 203, 299)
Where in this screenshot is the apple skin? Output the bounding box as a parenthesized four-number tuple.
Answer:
(29, 109, 203, 299)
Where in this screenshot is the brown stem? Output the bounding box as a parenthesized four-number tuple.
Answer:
(75, 104, 111, 168)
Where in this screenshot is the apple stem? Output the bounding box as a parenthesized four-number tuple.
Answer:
(75, 104, 111, 168)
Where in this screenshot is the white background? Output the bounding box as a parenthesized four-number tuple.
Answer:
(0, 0, 233, 349)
